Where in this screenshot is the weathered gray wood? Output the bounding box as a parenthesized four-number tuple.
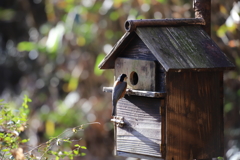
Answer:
(136, 26, 235, 71)
(116, 96, 162, 158)
(115, 58, 156, 91)
(120, 34, 157, 61)
(103, 87, 166, 98)
(98, 25, 234, 71)
(115, 36, 167, 93)
(125, 18, 205, 32)
(117, 151, 164, 160)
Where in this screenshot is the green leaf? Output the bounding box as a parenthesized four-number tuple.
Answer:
(156, 0, 167, 3)
(224, 102, 233, 113)
(63, 151, 68, 154)
(19, 118, 27, 122)
(68, 76, 78, 91)
(110, 11, 120, 21)
(73, 150, 79, 155)
(63, 139, 71, 143)
(1, 148, 9, 152)
(12, 117, 19, 123)
(21, 139, 29, 143)
(80, 146, 87, 149)
(129, 9, 138, 16)
(94, 53, 105, 76)
(4, 137, 11, 142)
(81, 153, 86, 156)
(17, 41, 37, 52)
(137, 15, 145, 19)
(74, 144, 80, 147)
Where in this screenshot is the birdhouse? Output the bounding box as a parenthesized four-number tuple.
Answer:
(98, 2, 234, 160)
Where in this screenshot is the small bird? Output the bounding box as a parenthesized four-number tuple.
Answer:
(112, 74, 127, 116)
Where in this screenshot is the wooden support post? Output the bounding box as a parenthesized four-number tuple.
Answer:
(193, 0, 211, 36)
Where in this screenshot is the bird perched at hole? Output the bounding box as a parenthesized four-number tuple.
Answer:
(112, 74, 127, 116)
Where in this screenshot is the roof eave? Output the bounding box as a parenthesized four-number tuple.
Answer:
(167, 67, 235, 72)
(98, 32, 136, 69)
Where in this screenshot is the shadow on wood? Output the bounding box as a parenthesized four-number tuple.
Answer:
(116, 95, 163, 159)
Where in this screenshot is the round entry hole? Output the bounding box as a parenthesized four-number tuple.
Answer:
(130, 71, 138, 85)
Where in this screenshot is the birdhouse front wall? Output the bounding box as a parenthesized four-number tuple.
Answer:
(115, 58, 156, 91)
(111, 34, 167, 159)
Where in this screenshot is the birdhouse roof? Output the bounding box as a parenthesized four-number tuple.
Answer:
(98, 25, 234, 72)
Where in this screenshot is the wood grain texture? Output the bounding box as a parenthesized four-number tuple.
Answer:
(116, 95, 163, 158)
(99, 25, 234, 71)
(116, 36, 166, 93)
(125, 18, 205, 32)
(165, 71, 223, 160)
(115, 58, 156, 91)
(136, 26, 234, 71)
(103, 87, 166, 98)
(120, 34, 157, 61)
(117, 151, 164, 160)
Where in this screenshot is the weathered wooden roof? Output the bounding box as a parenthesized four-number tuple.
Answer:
(99, 25, 234, 71)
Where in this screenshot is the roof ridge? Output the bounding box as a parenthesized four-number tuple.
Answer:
(125, 18, 205, 32)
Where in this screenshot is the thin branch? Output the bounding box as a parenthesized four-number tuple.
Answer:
(23, 122, 101, 159)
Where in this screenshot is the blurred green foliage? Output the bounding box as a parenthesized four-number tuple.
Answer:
(17, 42, 37, 52)
(0, 8, 15, 21)
(0, 96, 97, 159)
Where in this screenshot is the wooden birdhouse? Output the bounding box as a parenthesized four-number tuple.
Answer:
(99, 1, 235, 160)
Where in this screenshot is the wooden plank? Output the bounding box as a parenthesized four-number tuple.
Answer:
(160, 99, 166, 158)
(219, 72, 224, 155)
(116, 96, 162, 158)
(117, 151, 164, 160)
(165, 72, 223, 160)
(115, 58, 156, 91)
(120, 34, 157, 61)
(125, 18, 205, 32)
(103, 87, 166, 98)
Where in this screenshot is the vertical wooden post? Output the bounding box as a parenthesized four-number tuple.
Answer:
(193, 0, 211, 36)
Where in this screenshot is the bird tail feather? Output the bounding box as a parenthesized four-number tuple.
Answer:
(112, 101, 117, 116)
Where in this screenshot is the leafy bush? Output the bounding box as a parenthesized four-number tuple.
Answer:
(0, 95, 30, 159)
(0, 95, 97, 160)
